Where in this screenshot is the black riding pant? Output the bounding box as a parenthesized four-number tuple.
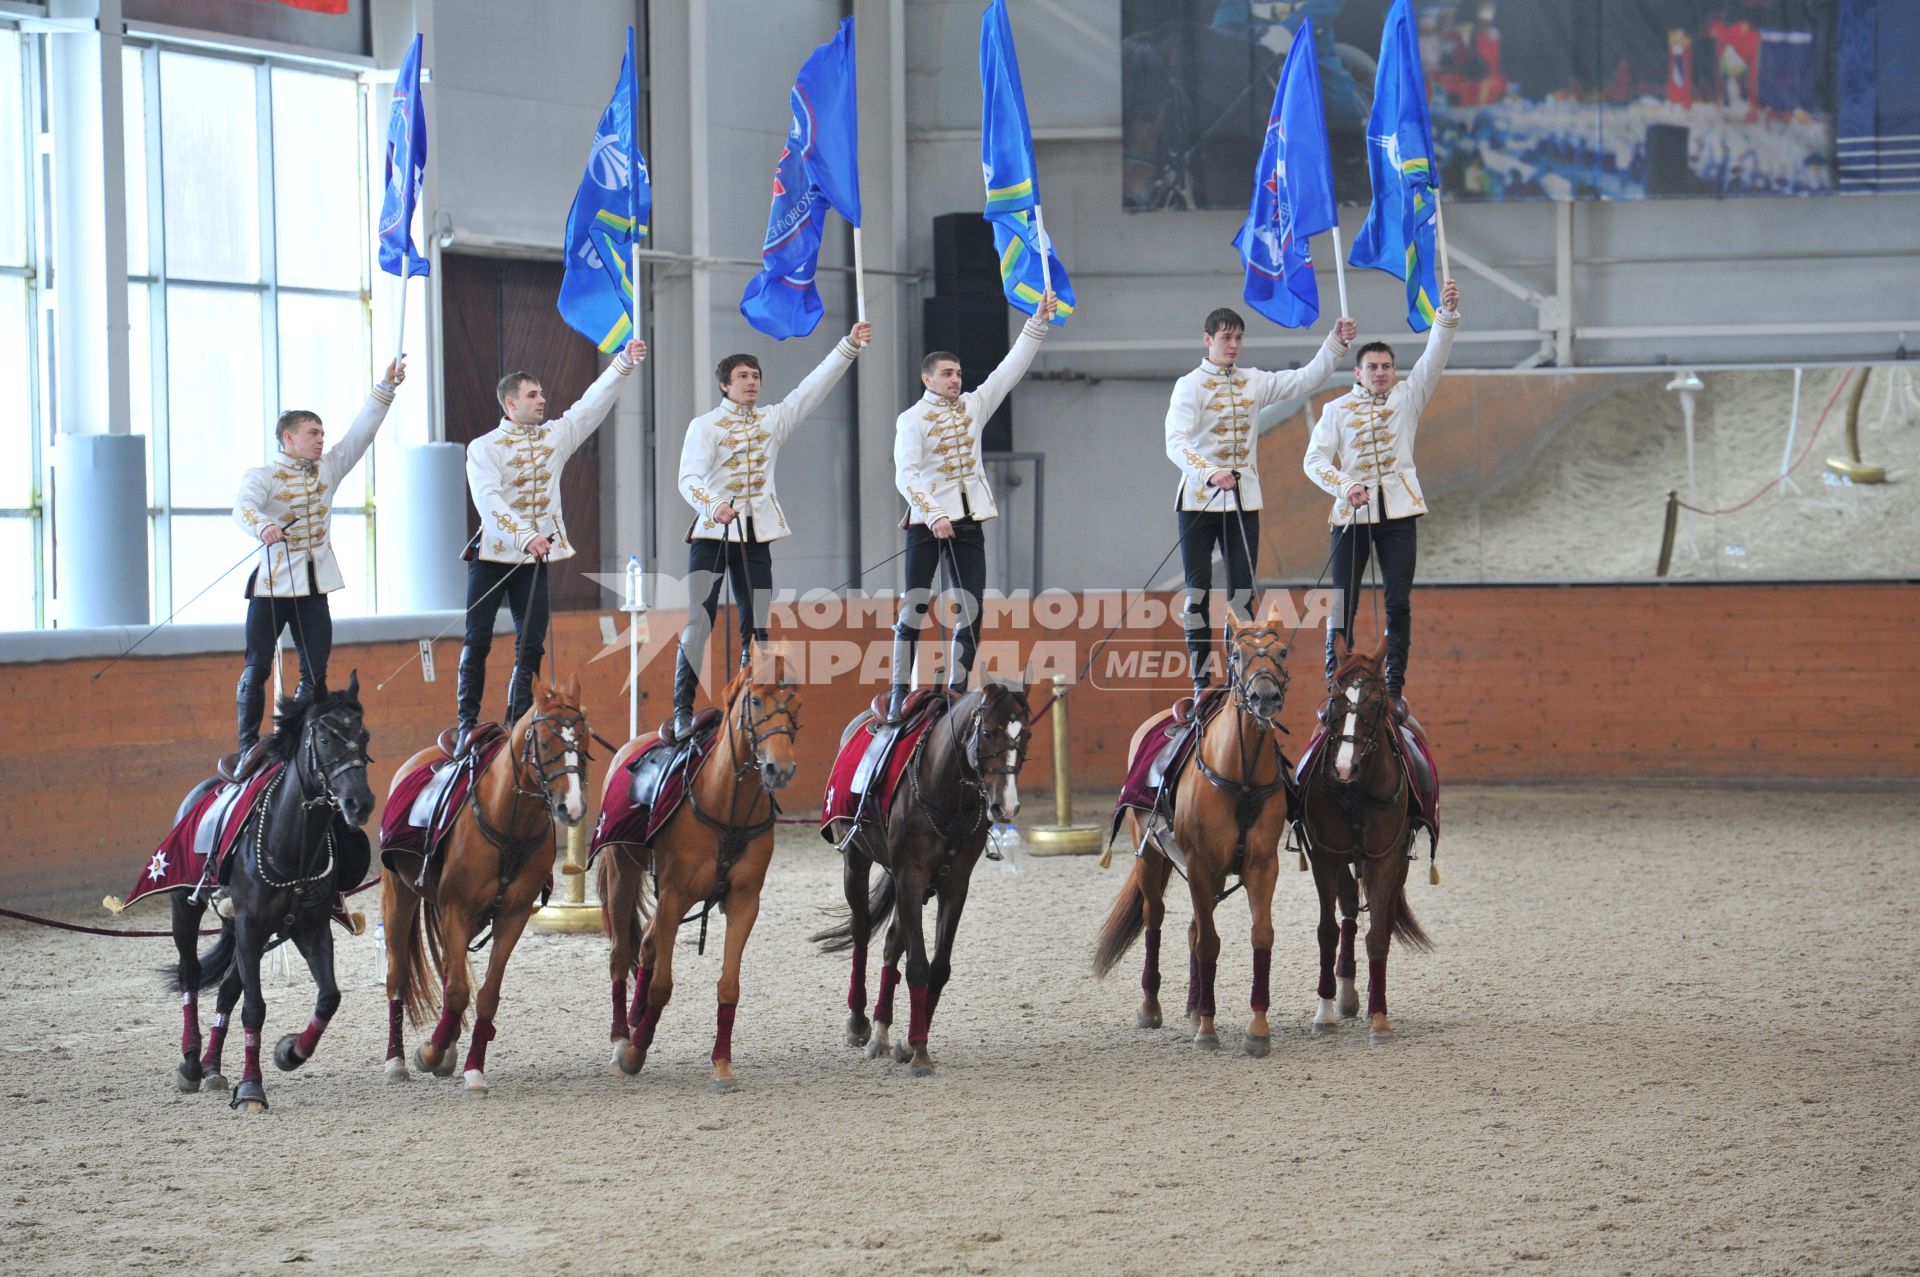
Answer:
(895, 517, 987, 690)
(1327, 515, 1418, 693)
(240, 592, 334, 694)
(458, 558, 550, 727)
(679, 518, 775, 688)
(1177, 506, 1260, 685)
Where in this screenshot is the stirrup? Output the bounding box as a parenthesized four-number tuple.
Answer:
(210, 886, 235, 920)
(669, 709, 694, 742)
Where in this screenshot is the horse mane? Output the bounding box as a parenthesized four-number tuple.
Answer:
(262, 683, 363, 762)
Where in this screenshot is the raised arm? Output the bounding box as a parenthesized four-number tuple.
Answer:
(318, 359, 403, 487)
(1399, 280, 1459, 415)
(546, 339, 646, 460)
(969, 294, 1056, 422)
(1246, 317, 1355, 407)
(766, 323, 868, 446)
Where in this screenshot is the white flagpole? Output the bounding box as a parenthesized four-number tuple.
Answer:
(394, 243, 410, 362)
(1329, 223, 1351, 319)
(1033, 203, 1053, 298)
(852, 226, 867, 323)
(1434, 195, 1452, 289)
(630, 243, 640, 347)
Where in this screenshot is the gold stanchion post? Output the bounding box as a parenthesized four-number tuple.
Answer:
(532, 817, 602, 934)
(1026, 675, 1104, 856)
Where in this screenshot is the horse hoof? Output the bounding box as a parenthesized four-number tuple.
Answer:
(1369, 1030, 1394, 1047)
(891, 1038, 913, 1065)
(383, 1056, 411, 1084)
(1244, 1033, 1271, 1059)
(175, 1059, 203, 1093)
(1136, 1008, 1163, 1030)
(463, 1070, 489, 1097)
(273, 1034, 305, 1073)
(844, 1012, 871, 1048)
(1337, 979, 1360, 1019)
(1311, 1019, 1340, 1036)
(203, 1071, 229, 1092)
(228, 1080, 268, 1113)
(863, 1031, 890, 1062)
(709, 1076, 739, 1094)
(909, 1061, 935, 1079)
(614, 1042, 643, 1076)
(414, 1045, 455, 1078)
(1192, 1033, 1220, 1052)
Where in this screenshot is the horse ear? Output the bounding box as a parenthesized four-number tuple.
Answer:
(564, 672, 582, 701)
(345, 669, 359, 698)
(1369, 630, 1388, 663)
(1331, 630, 1350, 663)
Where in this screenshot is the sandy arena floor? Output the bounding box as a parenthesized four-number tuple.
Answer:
(4, 785, 1917, 1276)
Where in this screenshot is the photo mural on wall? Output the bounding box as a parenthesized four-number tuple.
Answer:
(1121, 0, 1913, 209)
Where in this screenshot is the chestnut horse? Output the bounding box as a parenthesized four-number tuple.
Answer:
(1296, 634, 1431, 1043)
(1094, 613, 1291, 1055)
(597, 647, 800, 1091)
(379, 674, 589, 1096)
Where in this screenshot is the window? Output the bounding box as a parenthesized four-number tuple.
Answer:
(126, 45, 376, 625)
(0, 28, 39, 631)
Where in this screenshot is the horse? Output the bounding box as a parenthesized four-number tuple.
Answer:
(814, 680, 1031, 1077)
(379, 673, 589, 1096)
(166, 675, 375, 1112)
(1094, 612, 1291, 1055)
(596, 646, 802, 1092)
(1296, 633, 1432, 1043)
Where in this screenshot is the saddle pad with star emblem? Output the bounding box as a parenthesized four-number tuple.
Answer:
(378, 738, 508, 867)
(120, 766, 285, 910)
(819, 709, 944, 837)
(587, 728, 721, 865)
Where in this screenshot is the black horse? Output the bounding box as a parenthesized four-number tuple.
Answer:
(815, 682, 1031, 1077)
(167, 675, 374, 1112)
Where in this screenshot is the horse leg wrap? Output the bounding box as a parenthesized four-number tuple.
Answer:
(711, 1002, 737, 1063)
(1186, 950, 1200, 1017)
(628, 967, 652, 1029)
(1196, 961, 1218, 1019)
(1142, 928, 1162, 996)
(1337, 918, 1357, 980)
(611, 978, 629, 1040)
(847, 944, 869, 1015)
(1251, 948, 1271, 1012)
(461, 1017, 496, 1074)
(1367, 958, 1388, 1018)
(1317, 933, 1337, 1000)
(875, 964, 900, 1026)
(927, 986, 943, 1020)
(633, 1004, 663, 1053)
(202, 1013, 229, 1073)
(180, 991, 200, 1058)
(906, 983, 932, 1046)
(428, 1006, 461, 1054)
(242, 1028, 263, 1082)
(292, 1014, 330, 1063)
(384, 1000, 404, 1061)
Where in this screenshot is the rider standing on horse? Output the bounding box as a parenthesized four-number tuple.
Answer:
(666, 321, 872, 741)
(1165, 307, 1355, 699)
(230, 357, 408, 761)
(884, 292, 1056, 724)
(1303, 277, 1461, 720)
(453, 338, 646, 755)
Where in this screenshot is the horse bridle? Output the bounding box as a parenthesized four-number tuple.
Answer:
(913, 691, 1030, 854)
(730, 678, 800, 780)
(256, 703, 370, 894)
(1317, 672, 1391, 784)
(1224, 624, 1289, 726)
(516, 708, 592, 809)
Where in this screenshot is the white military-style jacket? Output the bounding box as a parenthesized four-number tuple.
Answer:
(232, 381, 396, 597)
(678, 335, 861, 541)
(1303, 311, 1458, 525)
(894, 313, 1050, 526)
(467, 349, 638, 563)
(1164, 332, 1349, 513)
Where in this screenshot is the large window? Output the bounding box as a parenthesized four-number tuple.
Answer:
(125, 46, 379, 625)
(0, 29, 39, 631)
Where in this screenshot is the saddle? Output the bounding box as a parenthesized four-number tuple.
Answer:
(1294, 714, 1441, 855)
(437, 721, 506, 760)
(819, 694, 951, 837)
(215, 741, 274, 785)
(378, 735, 508, 871)
(1106, 687, 1231, 850)
(588, 717, 722, 863)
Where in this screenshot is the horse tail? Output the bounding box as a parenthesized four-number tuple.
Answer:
(160, 925, 236, 992)
(809, 868, 894, 954)
(1388, 883, 1435, 953)
(1092, 856, 1149, 978)
(390, 890, 440, 1027)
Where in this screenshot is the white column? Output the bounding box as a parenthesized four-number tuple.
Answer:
(852, 0, 910, 585)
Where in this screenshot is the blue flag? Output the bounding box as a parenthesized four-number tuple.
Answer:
(558, 27, 650, 353)
(979, 0, 1074, 324)
(740, 17, 862, 340)
(1231, 19, 1337, 328)
(1349, 0, 1441, 331)
(376, 33, 429, 279)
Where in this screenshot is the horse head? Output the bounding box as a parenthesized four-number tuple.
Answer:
(1223, 610, 1290, 728)
(521, 672, 589, 826)
(968, 681, 1032, 824)
(277, 670, 374, 826)
(732, 642, 802, 792)
(1322, 632, 1392, 785)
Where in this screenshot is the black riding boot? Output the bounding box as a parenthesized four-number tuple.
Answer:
(453, 646, 486, 754)
(669, 646, 700, 741)
(235, 668, 266, 753)
(1384, 625, 1411, 720)
(1324, 626, 1346, 685)
(1187, 637, 1214, 699)
(503, 664, 535, 733)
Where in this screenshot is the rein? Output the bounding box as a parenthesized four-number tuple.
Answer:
(461, 706, 590, 949)
(1302, 674, 1408, 860)
(683, 678, 798, 909)
(1191, 629, 1290, 898)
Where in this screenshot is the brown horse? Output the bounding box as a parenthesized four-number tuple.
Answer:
(815, 681, 1031, 1077)
(1095, 612, 1291, 1055)
(597, 646, 800, 1092)
(1297, 633, 1432, 1043)
(379, 673, 590, 1096)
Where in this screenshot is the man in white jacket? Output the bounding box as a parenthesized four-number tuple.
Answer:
(231, 358, 406, 757)
(883, 293, 1056, 724)
(1303, 278, 1460, 718)
(455, 338, 645, 752)
(666, 320, 871, 740)
(1165, 306, 1355, 697)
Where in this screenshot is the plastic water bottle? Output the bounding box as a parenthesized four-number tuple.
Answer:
(625, 554, 641, 610)
(991, 820, 1023, 875)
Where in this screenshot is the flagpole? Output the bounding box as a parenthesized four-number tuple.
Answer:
(852, 226, 867, 323)
(1329, 223, 1351, 318)
(394, 245, 410, 362)
(1033, 204, 1053, 297)
(1435, 195, 1452, 288)
(630, 243, 640, 346)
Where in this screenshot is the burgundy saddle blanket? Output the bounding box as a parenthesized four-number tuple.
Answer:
(378, 737, 506, 866)
(819, 706, 944, 834)
(1295, 717, 1441, 846)
(120, 765, 284, 910)
(589, 729, 719, 863)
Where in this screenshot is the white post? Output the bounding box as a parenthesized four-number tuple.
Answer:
(1329, 223, 1351, 318)
(1033, 203, 1053, 298)
(852, 226, 867, 323)
(1777, 366, 1803, 495)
